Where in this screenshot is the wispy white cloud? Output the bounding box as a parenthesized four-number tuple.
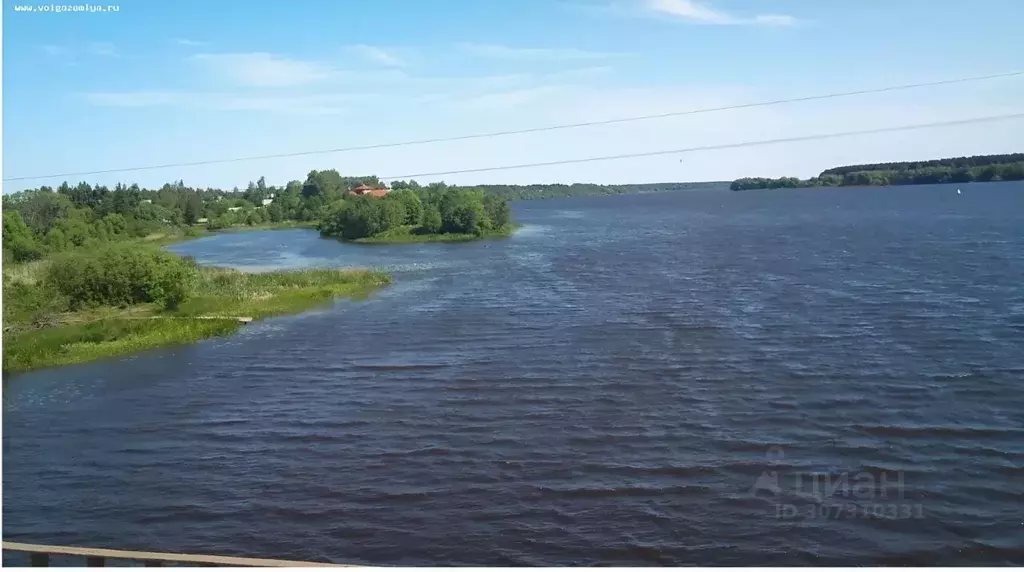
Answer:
(84, 91, 182, 107)
(549, 66, 614, 80)
(42, 44, 70, 56)
(190, 52, 334, 87)
(410, 66, 613, 107)
(460, 86, 572, 110)
(174, 38, 209, 47)
(348, 44, 405, 67)
(456, 42, 631, 60)
(752, 14, 799, 26)
(82, 90, 369, 115)
(42, 42, 132, 60)
(89, 42, 118, 56)
(645, 0, 800, 26)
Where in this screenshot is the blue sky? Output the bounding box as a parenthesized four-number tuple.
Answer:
(3, 0, 1023, 191)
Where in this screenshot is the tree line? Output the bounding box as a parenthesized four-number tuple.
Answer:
(2, 171, 521, 263)
(819, 153, 1024, 176)
(7, 169, 726, 261)
(730, 153, 1024, 191)
(0, 172, 358, 263)
(462, 181, 725, 200)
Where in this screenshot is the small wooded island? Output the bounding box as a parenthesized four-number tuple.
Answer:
(318, 183, 515, 243)
(730, 153, 1024, 191)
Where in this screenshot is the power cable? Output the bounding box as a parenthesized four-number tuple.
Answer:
(3, 71, 1020, 183)
(378, 113, 1024, 180)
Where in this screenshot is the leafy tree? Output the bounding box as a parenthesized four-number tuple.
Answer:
(391, 190, 423, 225)
(43, 227, 70, 251)
(437, 188, 487, 235)
(49, 210, 93, 247)
(5, 188, 73, 235)
(2, 210, 45, 262)
(390, 179, 421, 191)
(483, 194, 511, 229)
(444, 200, 485, 234)
(95, 213, 129, 240)
(318, 195, 407, 239)
(302, 169, 346, 201)
(266, 202, 284, 223)
(183, 193, 203, 225)
(245, 208, 267, 226)
(420, 204, 442, 234)
(108, 183, 142, 214)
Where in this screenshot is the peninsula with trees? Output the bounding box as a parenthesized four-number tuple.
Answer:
(9, 167, 715, 372)
(2, 168, 601, 373)
(730, 153, 1024, 191)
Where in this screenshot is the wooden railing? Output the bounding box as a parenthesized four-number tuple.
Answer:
(2, 542, 351, 567)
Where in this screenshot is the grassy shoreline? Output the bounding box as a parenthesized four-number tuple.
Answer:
(3, 219, 520, 374)
(143, 220, 317, 247)
(349, 224, 521, 244)
(3, 265, 389, 374)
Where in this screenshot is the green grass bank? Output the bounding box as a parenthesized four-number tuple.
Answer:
(3, 262, 389, 374)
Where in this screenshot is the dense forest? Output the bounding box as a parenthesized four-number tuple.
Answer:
(730, 153, 1024, 191)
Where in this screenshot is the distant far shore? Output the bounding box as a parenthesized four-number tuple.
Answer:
(730, 153, 1023, 191)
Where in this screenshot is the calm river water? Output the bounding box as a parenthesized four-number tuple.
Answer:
(4, 183, 1024, 565)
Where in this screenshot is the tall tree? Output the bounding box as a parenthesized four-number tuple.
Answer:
(183, 193, 203, 225)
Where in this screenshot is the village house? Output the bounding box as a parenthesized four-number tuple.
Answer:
(227, 206, 243, 212)
(347, 183, 390, 198)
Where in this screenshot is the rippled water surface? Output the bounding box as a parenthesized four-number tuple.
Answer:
(5, 183, 1024, 565)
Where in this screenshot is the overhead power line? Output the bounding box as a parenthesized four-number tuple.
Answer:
(378, 113, 1024, 180)
(3, 70, 1021, 183)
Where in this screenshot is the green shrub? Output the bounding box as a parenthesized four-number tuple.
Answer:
(2, 210, 45, 262)
(2, 273, 68, 328)
(45, 245, 197, 310)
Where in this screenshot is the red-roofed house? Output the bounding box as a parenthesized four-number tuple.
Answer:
(348, 183, 390, 198)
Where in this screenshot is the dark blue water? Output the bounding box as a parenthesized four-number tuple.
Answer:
(5, 183, 1024, 565)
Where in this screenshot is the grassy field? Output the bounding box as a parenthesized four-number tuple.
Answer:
(3, 265, 389, 374)
(351, 224, 520, 244)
